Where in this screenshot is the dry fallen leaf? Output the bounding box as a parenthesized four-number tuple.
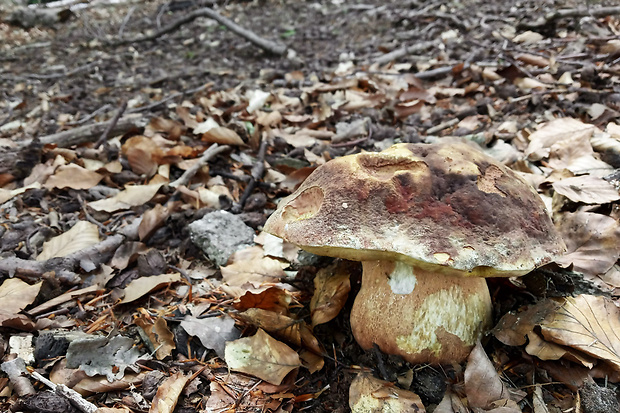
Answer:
(224, 328, 301, 385)
(349, 373, 426, 413)
(119, 273, 183, 304)
(0, 278, 42, 315)
(555, 212, 620, 276)
(36, 221, 100, 261)
(44, 164, 103, 189)
(464, 342, 523, 412)
(138, 203, 175, 241)
(150, 372, 189, 413)
(134, 316, 175, 360)
(180, 314, 240, 358)
(202, 127, 245, 145)
(234, 287, 292, 315)
(89, 180, 166, 212)
(539, 295, 620, 372)
(552, 175, 620, 204)
(310, 261, 352, 327)
(220, 246, 289, 297)
(122, 135, 163, 176)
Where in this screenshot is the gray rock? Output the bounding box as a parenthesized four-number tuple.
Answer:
(189, 210, 255, 266)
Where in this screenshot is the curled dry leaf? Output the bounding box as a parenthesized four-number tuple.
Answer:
(495, 295, 620, 373)
(122, 136, 163, 176)
(349, 373, 426, 413)
(224, 328, 301, 385)
(237, 308, 322, 355)
(44, 164, 103, 190)
(139, 203, 175, 241)
(464, 342, 524, 411)
(119, 273, 183, 304)
(555, 212, 620, 276)
(539, 295, 620, 372)
(234, 287, 292, 314)
(134, 317, 175, 360)
(0, 182, 42, 204)
(310, 261, 352, 327)
(525, 118, 595, 161)
(552, 175, 620, 204)
(150, 372, 189, 413)
(36, 221, 100, 261)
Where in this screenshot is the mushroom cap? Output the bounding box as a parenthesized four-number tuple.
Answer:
(264, 142, 566, 277)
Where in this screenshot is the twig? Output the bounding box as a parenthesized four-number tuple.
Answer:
(37, 114, 144, 147)
(25, 60, 101, 81)
(373, 40, 438, 65)
(372, 344, 390, 381)
(65, 103, 112, 126)
(519, 6, 620, 30)
(232, 140, 268, 213)
(118, 5, 136, 38)
(30, 371, 98, 413)
(113, 7, 288, 55)
(169, 144, 230, 188)
(426, 118, 459, 134)
(94, 100, 127, 149)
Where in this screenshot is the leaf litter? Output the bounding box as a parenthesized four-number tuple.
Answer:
(1, 0, 620, 411)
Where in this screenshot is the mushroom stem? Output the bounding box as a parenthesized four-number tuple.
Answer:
(350, 260, 493, 364)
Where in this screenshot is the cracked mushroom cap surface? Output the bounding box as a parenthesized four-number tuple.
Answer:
(264, 142, 565, 277)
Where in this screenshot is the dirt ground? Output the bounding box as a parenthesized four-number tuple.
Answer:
(2, 0, 620, 412)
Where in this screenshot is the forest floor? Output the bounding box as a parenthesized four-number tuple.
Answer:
(1, 0, 620, 412)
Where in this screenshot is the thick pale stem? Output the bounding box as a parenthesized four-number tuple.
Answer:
(350, 260, 492, 364)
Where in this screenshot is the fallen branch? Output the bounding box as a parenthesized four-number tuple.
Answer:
(169, 144, 230, 188)
(519, 6, 620, 31)
(0, 234, 124, 283)
(232, 140, 268, 213)
(114, 7, 288, 55)
(30, 371, 97, 413)
(373, 40, 438, 65)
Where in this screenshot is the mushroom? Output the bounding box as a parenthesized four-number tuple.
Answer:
(264, 142, 566, 364)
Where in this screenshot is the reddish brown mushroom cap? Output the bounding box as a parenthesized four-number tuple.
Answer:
(264, 142, 566, 277)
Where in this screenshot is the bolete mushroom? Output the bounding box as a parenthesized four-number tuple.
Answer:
(264, 142, 565, 364)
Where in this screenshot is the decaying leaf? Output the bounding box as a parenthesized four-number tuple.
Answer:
(202, 127, 245, 145)
(119, 273, 183, 304)
(310, 261, 352, 327)
(122, 135, 163, 176)
(66, 335, 146, 382)
(138, 203, 175, 241)
(150, 372, 189, 413)
(464, 342, 524, 412)
(224, 328, 301, 385)
(552, 175, 620, 204)
(180, 314, 240, 358)
(134, 316, 175, 360)
(36, 221, 100, 261)
(349, 373, 426, 413)
(555, 212, 620, 276)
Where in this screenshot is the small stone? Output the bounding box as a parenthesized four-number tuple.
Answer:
(189, 210, 255, 267)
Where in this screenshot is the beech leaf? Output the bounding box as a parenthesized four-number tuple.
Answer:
(224, 328, 301, 385)
(0, 278, 42, 314)
(37, 221, 100, 261)
(349, 373, 426, 413)
(119, 273, 183, 304)
(150, 372, 189, 413)
(310, 261, 352, 327)
(552, 175, 620, 204)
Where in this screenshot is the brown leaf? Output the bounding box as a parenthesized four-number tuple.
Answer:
(134, 316, 175, 360)
(348, 373, 426, 413)
(44, 164, 103, 189)
(36, 221, 100, 261)
(0, 278, 42, 314)
(139, 203, 175, 241)
(122, 136, 163, 176)
(310, 261, 352, 327)
(552, 176, 620, 204)
(224, 328, 301, 385)
(150, 372, 189, 413)
(111, 241, 147, 270)
(202, 127, 245, 145)
(464, 342, 524, 411)
(120, 273, 183, 304)
(234, 287, 292, 314)
(88, 180, 166, 212)
(220, 246, 288, 297)
(555, 212, 620, 276)
(238, 308, 304, 347)
(540, 295, 620, 372)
